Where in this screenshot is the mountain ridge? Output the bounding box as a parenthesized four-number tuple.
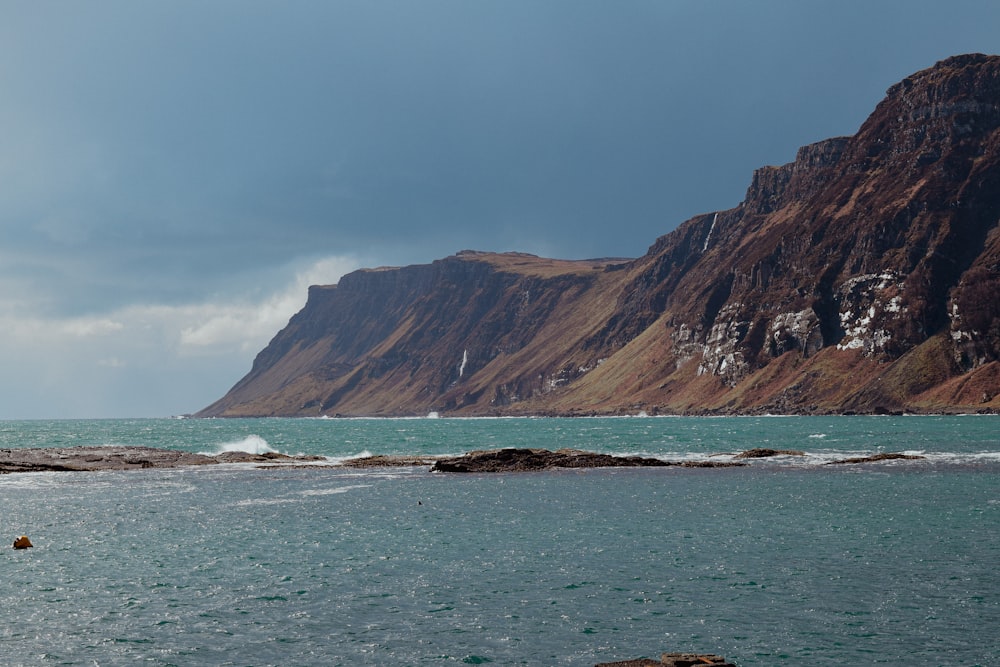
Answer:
(199, 54, 1000, 417)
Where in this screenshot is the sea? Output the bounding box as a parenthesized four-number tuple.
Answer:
(0, 415, 997, 666)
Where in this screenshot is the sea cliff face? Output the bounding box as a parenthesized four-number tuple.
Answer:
(199, 55, 1000, 417)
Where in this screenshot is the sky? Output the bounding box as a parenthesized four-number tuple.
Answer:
(1, 1, 998, 418)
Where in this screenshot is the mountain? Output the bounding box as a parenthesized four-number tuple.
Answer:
(199, 54, 1000, 417)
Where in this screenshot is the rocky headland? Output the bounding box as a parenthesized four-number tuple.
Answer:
(198, 54, 1000, 419)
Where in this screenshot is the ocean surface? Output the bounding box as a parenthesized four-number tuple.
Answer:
(1, 416, 998, 666)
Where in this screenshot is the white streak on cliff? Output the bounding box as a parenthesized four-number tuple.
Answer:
(458, 349, 468, 377)
(702, 213, 718, 252)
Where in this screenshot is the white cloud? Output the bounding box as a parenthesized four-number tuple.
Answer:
(63, 317, 125, 337)
(0, 254, 362, 418)
(178, 255, 360, 352)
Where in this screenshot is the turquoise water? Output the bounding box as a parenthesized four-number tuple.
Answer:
(1, 416, 998, 665)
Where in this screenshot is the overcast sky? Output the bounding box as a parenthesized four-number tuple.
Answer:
(1, 1, 998, 418)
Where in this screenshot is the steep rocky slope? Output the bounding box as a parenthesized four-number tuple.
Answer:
(199, 54, 1000, 417)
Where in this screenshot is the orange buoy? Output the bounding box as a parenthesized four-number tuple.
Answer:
(12, 535, 32, 549)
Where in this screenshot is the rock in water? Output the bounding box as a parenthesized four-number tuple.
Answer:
(12, 535, 33, 549)
(734, 448, 804, 458)
(595, 654, 736, 667)
(430, 448, 673, 472)
(659, 654, 735, 667)
(827, 452, 926, 464)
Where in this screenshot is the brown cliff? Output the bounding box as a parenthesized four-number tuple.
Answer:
(199, 55, 1000, 417)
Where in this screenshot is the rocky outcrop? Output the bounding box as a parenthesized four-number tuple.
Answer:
(427, 448, 742, 473)
(430, 448, 668, 472)
(0, 447, 323, 473)
(339, 454, 441, 468)
(200, 55, 1000, 418)
(733, 448, 804, 459)
(826, 452, 926, 465)
(596, 653, 736, 667)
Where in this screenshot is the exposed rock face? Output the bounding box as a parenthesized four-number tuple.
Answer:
(427, 448, 741, 473)
(200, 55, 1000, 418)
(199, 252, 632, 416)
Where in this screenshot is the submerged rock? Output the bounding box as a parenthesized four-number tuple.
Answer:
(827, 452, 926, 464)
(596, 653, 736, 667)
(214, 451, 326, 464)
(340, 454, 440, 468)
(734, 448, 805, 458)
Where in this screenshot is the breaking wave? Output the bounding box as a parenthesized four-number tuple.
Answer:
(203, 434, 277, 456)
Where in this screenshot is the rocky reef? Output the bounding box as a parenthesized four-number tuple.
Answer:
(596, 653, 736, 667)
(199, 55, 1000, 418)
(428, 448, 742, 473)
(0, 446, 323, 474)
(0, 446, 928, 475)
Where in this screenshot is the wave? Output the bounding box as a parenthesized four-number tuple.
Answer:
(300, 484, 372, 496)
(201, 434, 276, 456)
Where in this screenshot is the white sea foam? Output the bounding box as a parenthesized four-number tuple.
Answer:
(667, 449, 1000, 467)
(204, 434, 276, 456)
(962, 451, 1000, 462)
(300, 484, 371, 496)
(234, 497, 300, 507)
(324, 449, 374, 465)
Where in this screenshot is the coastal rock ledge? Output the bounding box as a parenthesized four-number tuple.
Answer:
(428, 448, 742, 472)
(0, 446, 928, 475)
(596, 653, 736, 667)
(0, 446, 323, 474)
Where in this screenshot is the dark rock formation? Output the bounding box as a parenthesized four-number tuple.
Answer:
(596, 653, 736, 667)
(200, 55, 1000, 418)
(340, 454, 440, 468)
(734, 448, 805, 458)
(0, 446, 323, 474)
(428, 448, 743, 472)
(214, 451, 325, 464)
(430, 448, 669, 472)
(827, 452, 926, 464)
(0, 445, 937, 476)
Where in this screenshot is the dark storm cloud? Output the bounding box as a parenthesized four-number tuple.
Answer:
(5, 1, 999, 314)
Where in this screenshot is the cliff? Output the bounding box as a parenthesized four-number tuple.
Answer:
(199, 54, 1000, 417)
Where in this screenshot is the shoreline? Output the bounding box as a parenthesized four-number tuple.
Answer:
(0, 445, 927, 475)
(0, 446, 325, 474)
